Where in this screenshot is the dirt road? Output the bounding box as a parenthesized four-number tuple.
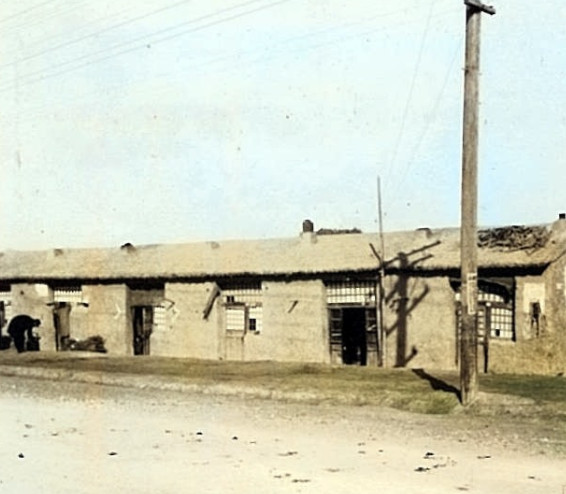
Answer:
(0, 376, 564, 493)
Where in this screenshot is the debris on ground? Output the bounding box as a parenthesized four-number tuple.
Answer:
(316, 228, 362, 235)
(67, 335, 107, 353)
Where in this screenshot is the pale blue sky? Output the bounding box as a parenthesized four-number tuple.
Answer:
(1, 0, 565, 250)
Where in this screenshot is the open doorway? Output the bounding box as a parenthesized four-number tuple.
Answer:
(330, 307, 377, 365)
(132, 306, 153, 356)
(342, 308, 367, 365)
(53, 303, 71, 351)
(329, 307, 376, 366)
(326, 279, 378, 366)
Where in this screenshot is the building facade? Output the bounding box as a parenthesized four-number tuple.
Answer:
(1, 218, 565, 374)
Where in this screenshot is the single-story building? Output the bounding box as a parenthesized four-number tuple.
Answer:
(0, 216, 565, 374)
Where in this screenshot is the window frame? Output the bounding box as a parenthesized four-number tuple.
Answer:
(221, 282, 263, 335)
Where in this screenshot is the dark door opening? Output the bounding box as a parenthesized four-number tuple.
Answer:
(132, 306, 153, 356)
(53, 303, 71, 351)
(342, 308, 367, 366)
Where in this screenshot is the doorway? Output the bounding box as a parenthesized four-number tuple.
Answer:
(341, 308, 367, 366)
(53, 303, 71, 351)
(329, 307, 376, 366)
(132, 306, 153, 355)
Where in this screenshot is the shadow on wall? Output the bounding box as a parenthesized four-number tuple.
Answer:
(412, 368, 461, 402)
(384, 241, 440, 367)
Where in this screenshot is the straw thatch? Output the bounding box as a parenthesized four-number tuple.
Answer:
(0, 223, 563, 282)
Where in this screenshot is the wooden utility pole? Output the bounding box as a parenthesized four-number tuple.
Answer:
(459, 0, 495, 406)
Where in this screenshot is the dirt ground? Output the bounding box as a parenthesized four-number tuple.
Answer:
(0, 376, 564, 494)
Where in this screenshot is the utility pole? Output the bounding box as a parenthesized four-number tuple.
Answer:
(460, 0, 495, 406)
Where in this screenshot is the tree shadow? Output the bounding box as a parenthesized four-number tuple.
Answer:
(383, 241, 440, 367)
(412, 368, 461, 402)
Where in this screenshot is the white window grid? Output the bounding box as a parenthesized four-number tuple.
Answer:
(222, 282, 263, 333)
(248, 305, 263, 332)
(53, 287, 83, 303)
(478, 290, 506, 304)
(222, 282, 262, 304)
(489, 306, 514, 339)
(456, 285, 515, 340)
(226, 305, 246, 331)
(154, 306, 167, 332)
(0, 290, 13, 324)
(326, 280, 376, 305)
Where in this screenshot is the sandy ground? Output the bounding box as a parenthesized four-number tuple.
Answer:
(0, 376, 565, 494)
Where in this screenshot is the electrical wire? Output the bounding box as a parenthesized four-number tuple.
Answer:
(0, 0, 194, 69)
(389, 6, 436, 167)
(1, 3, 458, 125)
(393, 35, 463, 195)
(0, 0, 288, 94)
(0, 0, 90, 35)
(18, 3, 146, 52)
(0, 0, 56, 25)
(383, 0, 436, 188)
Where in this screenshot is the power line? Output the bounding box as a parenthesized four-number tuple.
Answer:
(2, 4, 458, 125)
(385, 0, 437, 187)
(0, 0, 89, 35)
(156, 6, 438, 83)
(0, 0, 289, 94)
(0, 0, 56, 25)
(2, 1, 133, 51)
(392, 35, 463, 198)
(0, 0, 194, 70)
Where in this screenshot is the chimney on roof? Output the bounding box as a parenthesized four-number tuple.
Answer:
(301, 219, 316, 243)
(302, 219, 314, 233)
(416, 227, 433, 239)
(120, 242, 136, 253)
(553, 213, 566, 234)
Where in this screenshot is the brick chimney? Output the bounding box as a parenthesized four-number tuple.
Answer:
(301, 219, 316, 243)
(553, 213, 566, 233)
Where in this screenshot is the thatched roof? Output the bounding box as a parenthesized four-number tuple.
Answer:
(0, 222, 564, 282)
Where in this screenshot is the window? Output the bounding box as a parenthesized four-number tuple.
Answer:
(248, 305, 263, 332)
(0, 288, 12, 327)
(226, 305, 246, 332)
(222, 282, 262, 304)
(489, 305, 514, 339)
(222, 282, 262, 334)
(454, 278, 515, 341)
(326, 280, 376, 305)
(154, 306, 167, 332)
(53, 286, 83, 304)
(479, 282, 514, 340)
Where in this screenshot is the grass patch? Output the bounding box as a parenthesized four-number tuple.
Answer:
(480, 373, 566, 404)
(0, 353, 461, 413)
(2, 353, 566, 416)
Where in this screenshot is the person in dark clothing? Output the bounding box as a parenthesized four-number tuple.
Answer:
(7, 315, 41, 353)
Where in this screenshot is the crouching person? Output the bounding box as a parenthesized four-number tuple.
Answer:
(7, 315, 41, 353)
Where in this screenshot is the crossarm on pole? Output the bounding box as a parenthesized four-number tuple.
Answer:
(464, 0, 496, 15)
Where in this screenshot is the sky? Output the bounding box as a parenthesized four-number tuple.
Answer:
(1, 0, 565, 251)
